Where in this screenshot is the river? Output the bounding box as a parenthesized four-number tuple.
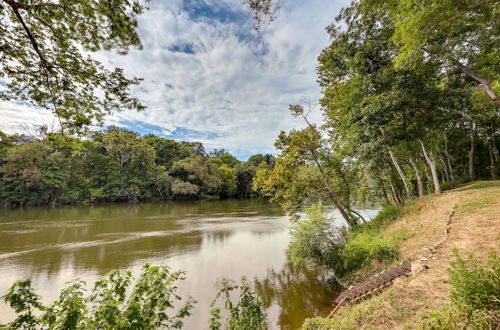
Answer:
(0, 199, 377, 329)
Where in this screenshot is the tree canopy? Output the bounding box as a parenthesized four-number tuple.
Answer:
(0, 0, 148, 131)
(0, 127, 270, 207)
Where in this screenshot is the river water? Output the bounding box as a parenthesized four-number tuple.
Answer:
(0, 199, 376, 329)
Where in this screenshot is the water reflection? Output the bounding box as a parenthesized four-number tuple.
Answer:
(256, 263, 341, 329)
(0, 199, 337, 329)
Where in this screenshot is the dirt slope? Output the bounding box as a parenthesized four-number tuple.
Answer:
(309, 181, 500, 329)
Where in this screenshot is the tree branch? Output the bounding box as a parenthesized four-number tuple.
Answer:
(448, 0, 500, 25)
(2, 0, 64, 10)
(7, 1, 65, 132)
(455, 60, 499, 104)
(8, 3, 52, 73)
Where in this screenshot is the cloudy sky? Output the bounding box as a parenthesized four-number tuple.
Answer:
(0, 0, 349, 160)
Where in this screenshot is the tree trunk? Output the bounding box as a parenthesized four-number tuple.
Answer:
(388, 177, 401, 207)
(455, 60, 499, 105)
(311, 152, 355, 227)
(469, 124, 476, 181)
(440, 157, 450, 185)
(387, 147, 413, 200)
(489, 141, 497, 180)
(420, 140, 442, 194)
(492, 131, 499, 162)
(422, 155, 432, 184)
(348, 208, 367, 223)
(380, 182, 391, 205)
(444, 136, 456, 187)
(409, 158, 424, 198)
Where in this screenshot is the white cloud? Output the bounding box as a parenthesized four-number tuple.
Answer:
(0, 101, 59, 135)
(0, 0, 350, 159)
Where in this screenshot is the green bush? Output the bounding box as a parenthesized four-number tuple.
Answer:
(1, 264, 195, 329)
(342, 232, 398, 273)
(421, 251, 500, 329)
(341, 204, 400, 273)
(288, 201, 347, 275)
(449, 250, 499, 314)
(209, 278, 267, 330)
(287, 203, 400, 280)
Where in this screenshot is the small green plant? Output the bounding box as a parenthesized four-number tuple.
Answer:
(449, 250, 499, 320)
(1, 264, 195, 329)
(421, 251, 500, 329)
(209, 278, 267, 330)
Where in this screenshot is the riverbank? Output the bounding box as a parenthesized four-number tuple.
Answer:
(304, 181, 500, 329)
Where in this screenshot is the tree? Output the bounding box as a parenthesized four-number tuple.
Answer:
(247, 153, 275, 168)
(254, 104, 355, 226)
(242, 0, 281, 30)
(244, 0, 499, 105)
(209, 149, 240, 168)
(362, 0, 500, 105)
(0, 0, 147, 131)
(169, 157, 221, 196)
(41, 151, 70, 205)
(0, 141, 52, 206)
(171, 178, 199, 198)
(235, 162, 257, 198)
(99, 127, 160, 201)
(217, 164, 237, 198)
(144, 135, 194, 168)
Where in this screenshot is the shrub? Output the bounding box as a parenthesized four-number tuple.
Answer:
(210, 278, 267, 330)
(421, 251, 500, 329)
(449, 250, 499, 316)
(1, 264, 195, 329)
(341, 204, 400, 274)
(342, 232, 398, 273)
(288, 201, 347, 275)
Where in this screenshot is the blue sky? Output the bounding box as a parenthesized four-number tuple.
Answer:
(0, 0, 349, 160)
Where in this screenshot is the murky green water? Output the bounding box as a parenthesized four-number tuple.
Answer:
(0, 199, 344, 329)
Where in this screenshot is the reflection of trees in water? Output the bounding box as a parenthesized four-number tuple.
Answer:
(0, 198, 285, 224)
(254, 263, 340, 329)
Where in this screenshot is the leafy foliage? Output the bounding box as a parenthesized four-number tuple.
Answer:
(1, 264, 195, 329)
(0, 127, 265, 207)
(0, 0, 149, 131)
(288, 201, 346, 273)
(288, 202, 400, 281)
(421, 251, 500, 329)
(448, 250, 499, 315)
(209, 278, 267, 330)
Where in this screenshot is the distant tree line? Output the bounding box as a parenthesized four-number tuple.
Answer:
(0, 127, 275, 207)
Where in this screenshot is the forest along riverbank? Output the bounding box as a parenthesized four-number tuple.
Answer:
(0, 198, 378, 329)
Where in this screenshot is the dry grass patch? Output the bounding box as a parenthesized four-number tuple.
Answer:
(303, 181, 500, 329)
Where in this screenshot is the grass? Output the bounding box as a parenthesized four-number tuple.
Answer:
(303, 181, 500, 329)
(340, 205, 402, 281)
